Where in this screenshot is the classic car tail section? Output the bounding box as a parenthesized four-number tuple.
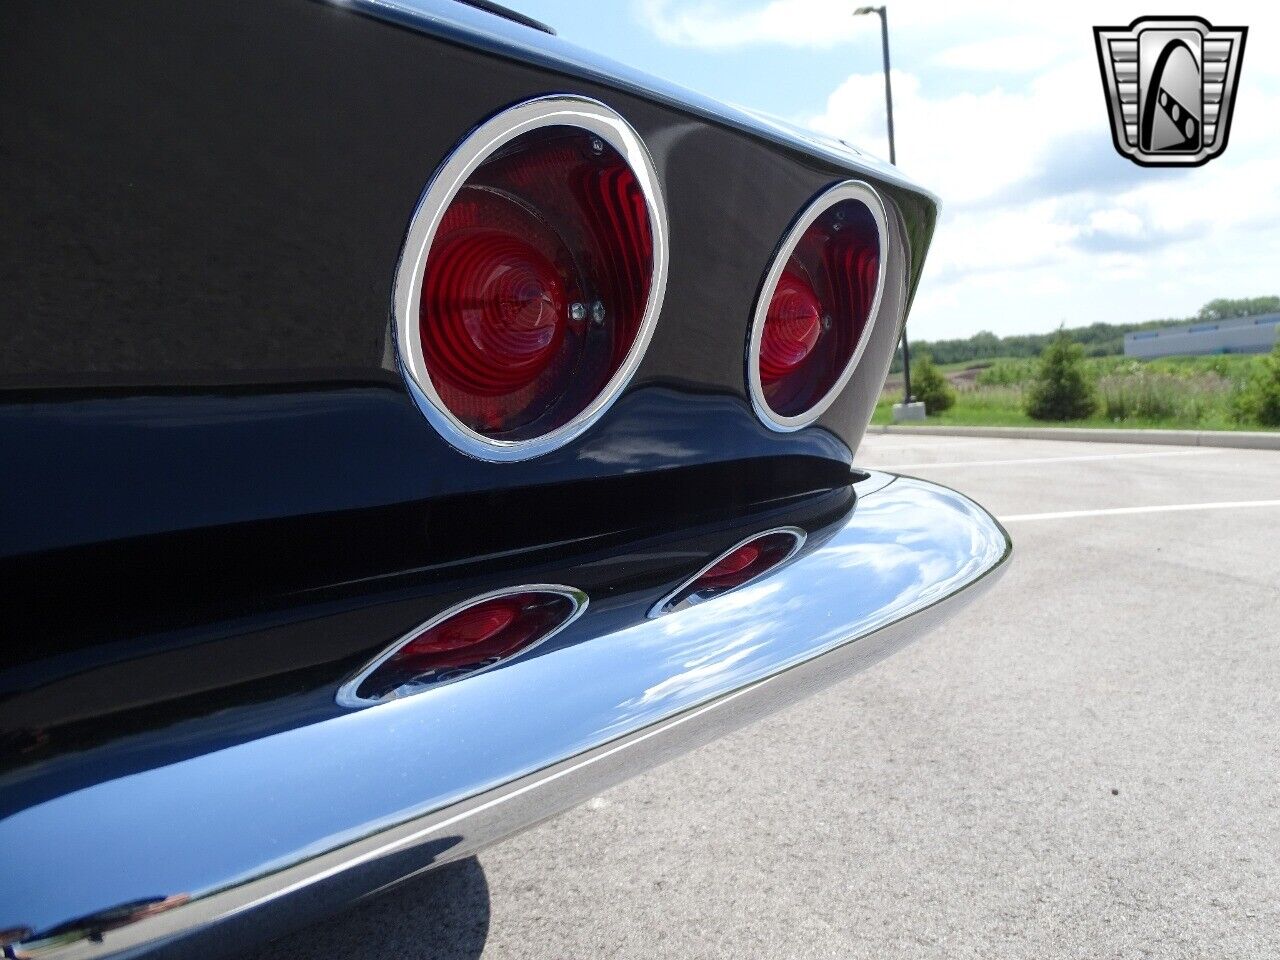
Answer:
(1, 0, 930, 715)
(0, 1, 995, 958)
(2, 475, 1010, 959)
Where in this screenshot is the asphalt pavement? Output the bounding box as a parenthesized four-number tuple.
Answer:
(255, 434, 1280, 960)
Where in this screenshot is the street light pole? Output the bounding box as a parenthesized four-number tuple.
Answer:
(872, 6, 896, 166)
(854, 5, 911, 405)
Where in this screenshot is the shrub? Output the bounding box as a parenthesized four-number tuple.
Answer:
(1233, 340, 1280, 426)
(1099, 372, 1179, 420)
(1024, 329, 1097, 421)
(911, 354, 955, 414)
(1098, 372, 1232, 422)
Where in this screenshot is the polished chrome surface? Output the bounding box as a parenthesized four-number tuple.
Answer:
(647, 525, 806, 618)
(2, 473, 1010, 959)
(336, 585, 588, 707)
(394, 95, 669, 461)
(746, 180, 889, 432)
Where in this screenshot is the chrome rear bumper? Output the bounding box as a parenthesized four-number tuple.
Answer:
(2, 473, 1010, 960)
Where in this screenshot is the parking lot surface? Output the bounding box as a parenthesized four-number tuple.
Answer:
(256, 434, 1280, 960)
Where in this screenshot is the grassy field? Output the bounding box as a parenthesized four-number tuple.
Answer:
(872, 354, 1277, 431)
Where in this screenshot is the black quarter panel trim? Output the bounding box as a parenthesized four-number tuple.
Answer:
(0, 0, 936, 779)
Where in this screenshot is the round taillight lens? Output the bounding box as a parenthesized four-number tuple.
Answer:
(396, 98, 667, 460)
(759, 271, 823, 384)
(339, 587, 587, 705)
(749, 181, 887, 430)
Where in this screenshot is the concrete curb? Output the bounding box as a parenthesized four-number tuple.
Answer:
(869, 424, 1280, 450)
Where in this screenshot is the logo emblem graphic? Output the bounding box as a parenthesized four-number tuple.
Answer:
(1094, 16, 1247, 167)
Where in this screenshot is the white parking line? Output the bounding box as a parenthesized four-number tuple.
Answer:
(1001, 500, 1280, 523)
(879, 449, 1218, 470)
(866, 437, 995, 446)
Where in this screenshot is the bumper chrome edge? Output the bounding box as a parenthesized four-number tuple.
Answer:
(4, 473, 1010, 960)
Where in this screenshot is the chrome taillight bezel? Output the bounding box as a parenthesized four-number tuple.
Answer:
(336, 585, 589, 708)
(394, 95, 669, 462)
(746, 180, 889, 432)
(648, 526, 807, 618)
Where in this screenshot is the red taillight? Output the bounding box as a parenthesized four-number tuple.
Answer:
(759, 271, 823, 384)
(700, 543, 762, 584)
(341, 588, 586, 705)
(396, 99, 667, 459)
(750, 182, 886, 429)
(423, 222, 568, 400)
(654, 529, 806, 616)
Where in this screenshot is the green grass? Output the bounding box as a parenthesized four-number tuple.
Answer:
(891, 357, 1015, 375)
(969, 354, 1260, 385)
(872, 352, 1278, 431)
(1086, 354, 1258, 379)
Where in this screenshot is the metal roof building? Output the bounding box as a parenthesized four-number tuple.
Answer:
(1124, 313, 1280, 358)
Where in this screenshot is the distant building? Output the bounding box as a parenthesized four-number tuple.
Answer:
(1124, 313, 1280, 358)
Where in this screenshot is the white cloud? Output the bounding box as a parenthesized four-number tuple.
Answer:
(1087, 209, 1143, 238)
(804, 51, 1119, 213)
(635, 0, 1280, 337)
(638, 1, 1207, 50)
(639, 2, 1280, 54)
(932, 34, 1073, 73)
(637, 0, 874, 49)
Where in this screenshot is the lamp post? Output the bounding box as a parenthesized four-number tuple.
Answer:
(853, 5, 912, 406)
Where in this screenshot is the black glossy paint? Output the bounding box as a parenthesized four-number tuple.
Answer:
(0, 0, 934, 797)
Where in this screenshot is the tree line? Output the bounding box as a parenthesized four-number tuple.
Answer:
(889, 296, 1280, 372)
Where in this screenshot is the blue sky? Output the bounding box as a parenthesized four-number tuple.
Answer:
(513, 1, 1280, 342)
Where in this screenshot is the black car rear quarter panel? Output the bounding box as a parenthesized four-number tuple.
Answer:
(1, 0, 935, 754)
(0, 0, 946, 949)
